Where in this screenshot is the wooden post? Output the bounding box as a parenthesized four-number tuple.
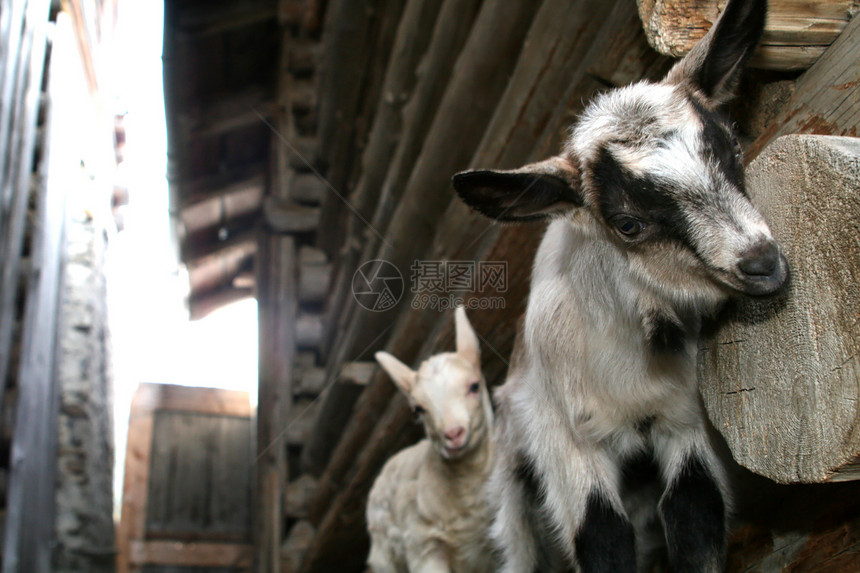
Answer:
(255, 232, 297, 573)
(635, 0, 860, 70)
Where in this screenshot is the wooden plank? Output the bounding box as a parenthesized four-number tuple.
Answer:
(0, 4, 53, 571)
(0, 0, 50, 422)
(745, 11, 860, 162)
(146, 412, 252, 537)
(118, 385, 160, 573)
(636, 0, 860, 70)
(129, 540, 252, 568)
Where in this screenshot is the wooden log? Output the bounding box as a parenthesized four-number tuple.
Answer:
(286, 398, 320, 447)
(288, 172, 327, 206)
(296, 313, 324, 349)
(299, 245, 327, 266)
(285, 474, 319, 520)
(319, 0, 484, 362)
(298, 262, 332, 305)
(179, 173, 265, 235)
(313, 0, 407, 257)
(322, 0, 543, 399)
(636, 0, 860, 70)
(295, 367, 327, 397)
(745, 11, 860, 162)
(699, 135, 860, 484)
(286, 41, 319, 77)
(281, 520, 316, 573)
(300, 362, 376, 477)
(263, 196, 321, 233)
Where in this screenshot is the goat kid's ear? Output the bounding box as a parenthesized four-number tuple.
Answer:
(452, 157, 583, 223)
(375, 351, 416, 395)
(665, 0, 767, 105)
(454, 306, 480, 369)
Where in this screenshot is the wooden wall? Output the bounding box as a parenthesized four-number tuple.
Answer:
(247, 1, 860, 571)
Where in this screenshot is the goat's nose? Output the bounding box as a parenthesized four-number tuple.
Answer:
(738, 239, 779, 278)
(444, 427, 466, 444)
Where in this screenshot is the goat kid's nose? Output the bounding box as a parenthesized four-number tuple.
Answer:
(738, 239, 779, 278)
(444, 426, 466, 446)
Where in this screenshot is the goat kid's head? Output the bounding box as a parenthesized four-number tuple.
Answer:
(375, 307, 491, 460)
(453, 0, 787, 311)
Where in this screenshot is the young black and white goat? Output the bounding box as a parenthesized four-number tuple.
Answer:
(452, 0, 787, 571)
(367, 307, 495, 573)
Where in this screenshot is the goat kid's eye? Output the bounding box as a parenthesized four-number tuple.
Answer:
(613, 216, 646, 238)
(468, 382, 480, 395)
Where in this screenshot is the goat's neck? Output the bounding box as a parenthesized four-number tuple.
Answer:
(430, 429, 493, 486)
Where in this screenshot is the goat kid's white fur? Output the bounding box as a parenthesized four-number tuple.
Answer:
(367, 307, 496, 573)
(453, 0, 786, 571)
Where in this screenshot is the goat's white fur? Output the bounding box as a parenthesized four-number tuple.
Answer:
(367, 307, 495, 573)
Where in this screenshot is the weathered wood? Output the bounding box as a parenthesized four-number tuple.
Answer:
(296, 313, 324, 349)
(636, 0, 860, 70)
(287, 398, 320, 447)
(186, 232, 257, 295)
(263, 196, 321, 233)
(0, 0, 51, 426)
(314, 0, 407, 257)
(147, 411, 252, 539)
(319, 0, 484, 362)
(295, 367, 327, 397)
(189, 286, 255, 321)
(745, 11, 860, 161)
(288, 172, 326, 205)
(255, 233, 297, 573)
(177, 0, 276, 38)
(300, 362, 378, 477)
(285, 475, 319, 520)
(129, 540, 252, 568)
(699, 135, 860, 484)
(322, 0, 543, 420)
(298, 261, 332, 305)
(179, 174, 265, 235)
(281, 521, 315, 573)
(2, 5, 53, 571)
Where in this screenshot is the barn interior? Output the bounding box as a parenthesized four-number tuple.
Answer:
(1, 0, 859, 572)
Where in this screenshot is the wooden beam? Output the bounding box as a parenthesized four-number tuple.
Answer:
(129, 540, 252, 568)
(314, 0, 409, 258)
(263, 196, 321, 233)
(745, 11, 860, 162)
(636, 0, 860, 70)
(179, 173, 266, 235)
(3, 9, 56, 567)
(177, 0, 277, 38)
(186, 231, 257, 296)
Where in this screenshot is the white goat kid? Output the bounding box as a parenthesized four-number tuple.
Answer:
(452, 0, 787, 571)
(366, 307, 495, 573)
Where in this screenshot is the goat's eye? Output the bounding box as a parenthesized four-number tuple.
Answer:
(413, 405, 426, 416)
(614, 216, 645, 237)
(468, 382, 480, 395)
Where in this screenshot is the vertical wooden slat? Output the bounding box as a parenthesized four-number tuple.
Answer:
(0, 0, 51, 427)
(0, 1, 54, 570)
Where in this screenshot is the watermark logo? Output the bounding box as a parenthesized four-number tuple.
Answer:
(352, 259, 404, 312)
(352, 259, 508, 312)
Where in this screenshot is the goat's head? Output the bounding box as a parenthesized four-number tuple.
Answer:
(453, 0, 787, 313)
(375, 307, 492, 460)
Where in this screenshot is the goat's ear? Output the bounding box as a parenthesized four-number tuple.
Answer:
(454, 306, 480, 369)
(452, 157, 582, 222)
(665, 0, 766, 105)
(375, 351, 416, 394)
